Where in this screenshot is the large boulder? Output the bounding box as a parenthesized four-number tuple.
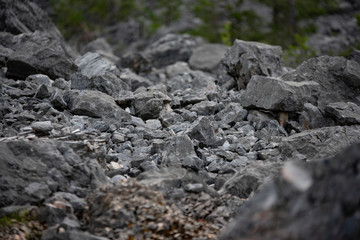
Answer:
(222, 40, 284, 89)
(3, 31, 78, 80)
(0, 139, 108, 207)
(240, 76, 319, 112)
(280, 125, 360, 161)
(282, 56, 360, 110)
(325, 102, 360, 125)
(220, 143, 360, 240)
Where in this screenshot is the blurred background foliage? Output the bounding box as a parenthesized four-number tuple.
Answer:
(49, 0, 358, 66)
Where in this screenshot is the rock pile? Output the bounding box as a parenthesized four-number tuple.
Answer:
(0, 0, 360, 239)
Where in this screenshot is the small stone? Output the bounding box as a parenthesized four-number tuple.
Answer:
(34, 84, 51, 99)
(184, 183, 204, 193)
(31, 121, 53, 134)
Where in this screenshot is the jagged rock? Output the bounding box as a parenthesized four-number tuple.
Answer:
(189, 43, 228, 73)
(190, 101, 218, 116)
(75, 52, 118, 78)
(3, 31, 78, 80)
(143, 33, 200, 68)
(220, 143, 360, 240)
(247, 110, 274, 130)
(34, 84, 51, 99)
(64, 90, 130, 121)
(282, 56, 360, 110)
(222, 40, 284, 89)
(280, 125, 360, 161)
(71, 72, 129, 99)
(0, 139, 108, 207)
(219, 161, 283, 198)
(325, 102, 360, 125)
(80, 37, 119, 63)
(241, 76, 319, 112)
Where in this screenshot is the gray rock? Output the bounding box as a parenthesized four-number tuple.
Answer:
(117, 52, 152, 74)
(222, 40, 284, 89)
(165, 61, 191, 78)
(80, 37, 119, 63)
(184, 183, 204, 193)
(168, 70, 217, 93)
(4, 31, 78, 80)
(51, 90, 68, 110)
(26, 74, 53, 87)
(325, 102, 360, 125)
(282, 56, 360, 110)
(144, 33, 199, 68)
(280, 125, 360, 161)
(189, 43, 228, 73)
(118, 68, 152, 91)
(342, 60, 360, 88)
(64, 90, 130, 121)
(53, 78, 70, 90)
(190, 101, 218, 116)
(241, 76, 319, 112)
(247, 110, 275, 130)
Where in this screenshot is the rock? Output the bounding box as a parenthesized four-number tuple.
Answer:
(168, 70, 217, 92)
(165, 61, 191, 78)
(64, 90, 130, 121)
(240, 76, 319, 112)
(189, 43, 228, 73)
(342, 60, 360, 88)
(4, 31, 78, 80)
(282, 56, 360, 110)
(325, 102, 360, 125)
(220, 143, 360, 240)
(31, 121, 53, 134)
(26, 74, 53, 87)
(219, 161, 283, 198)
(280, 125, 360, 161)
(75, 52, 118, 78)
(0, 139, 108, 207)
(143, 33, 200, 68)
(190, 101, 218, 116)
(184, 183, 204, 193)
(222, 39, 284, 89)
(51, 90, 67, 110)
(187, 117, 220, 147)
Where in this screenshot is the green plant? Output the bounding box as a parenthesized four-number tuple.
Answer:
(221, 21, 232, 46)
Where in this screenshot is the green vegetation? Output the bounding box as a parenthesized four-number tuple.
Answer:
(0, 209, 32, 227)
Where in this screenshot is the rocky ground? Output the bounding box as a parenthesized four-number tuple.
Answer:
(0, 1, 360, 239)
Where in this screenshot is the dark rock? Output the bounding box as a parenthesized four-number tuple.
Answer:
(220, 143, 360, 240)
(161, 135, 197, 168)
(143, 33, 200, 68)
(325, 102, 360, 125)
(118, 68, 152, 91)
(51, 90, 67, 110)
(190, 101, 218, 116)
(4, 31, 78, 80)
(64, 90, 130, 121)
(241, 76, 319, 112)
(0, 139, 108, 207)
(247, 110, 274, 130)
(189, 43, 228, 73)
(53, 78, 70, 90)
(280, 125, 360, 161)
(300, 102, 329, 129)
(222, 40, 284, 89)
